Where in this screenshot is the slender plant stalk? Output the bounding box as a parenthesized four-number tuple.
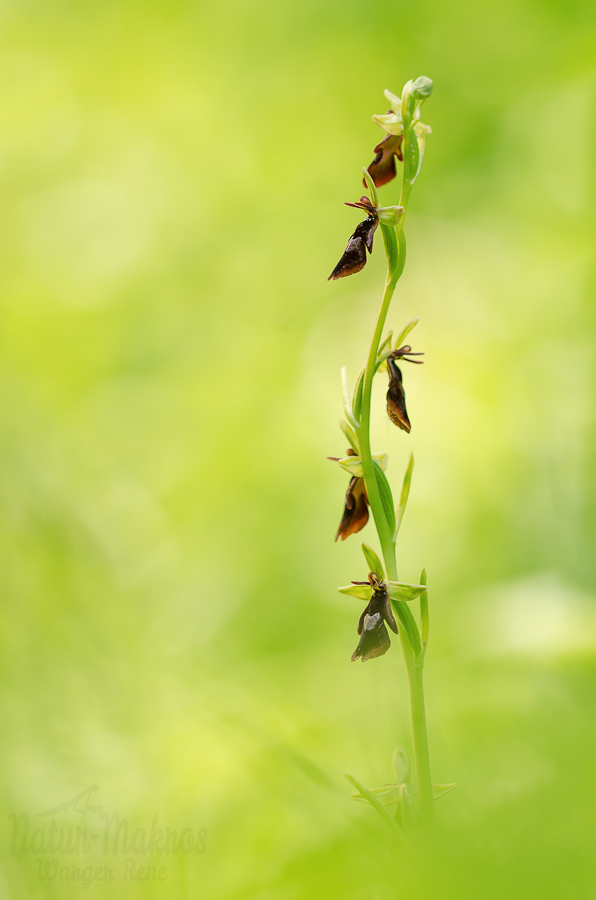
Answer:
(355, 115, 434, 824)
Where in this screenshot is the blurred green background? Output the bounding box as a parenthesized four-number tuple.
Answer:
(1, 0, 596, 897)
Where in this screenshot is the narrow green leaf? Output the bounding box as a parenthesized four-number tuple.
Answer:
(339, 419, 359, 454)
(373, 460, 396, 535)
(387, 581, 427, 602)
(391, 600, 422, 657)
(341, 367, 358, 429)
(393, 453, 414, 542)
(338, 584, 372, 602)
(361, 543, 384, 580)
(419, 568, 429, 650)
(380, 222, 398, 275)
(352, 366, 366, 422)
(394, 318, 419, 350)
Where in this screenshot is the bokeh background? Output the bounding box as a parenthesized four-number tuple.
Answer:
(1, 0, 596, 897)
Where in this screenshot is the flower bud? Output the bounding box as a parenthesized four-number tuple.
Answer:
(412, 76, 433, 100)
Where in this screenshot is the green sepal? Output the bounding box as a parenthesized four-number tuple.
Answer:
(337, 583, 372, 602)
(350, 783, 400, 805)
(341, 367, 358, 430)
(431, 783, 456, 800)
(351, 768, 454, 805)
(390, 600, 422, 657)
(339, 419, 359, 454)
(361, 542, 384, 580)
(379, 331, 393, 355)
(371, 112, 403, 136)
(352, 367, 365, 422)
(345, 775, 413, 850)
(375, 349, 392, 372)
(351, 782, 456, 806)
(394, 318, 419, 350)
(337, 455, 363, 476)
(336, 452, 387, 478)
(361, 167, 379, 209)
(387, 581, 427, 602)
(383, 88, 402, 114)
(373, 460, 396, 535)
(377, 205, 405, 227)
(393, 453, 414, 541)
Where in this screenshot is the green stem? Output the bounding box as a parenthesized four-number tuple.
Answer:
(356, 148, 433, 826)
(406, 660, 434, 823)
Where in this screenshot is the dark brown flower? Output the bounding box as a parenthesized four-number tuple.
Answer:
(336, 475, 369, 542)
(365, 133, 404, 188)
(386, 345, 424, 433)
(328, 197, 379, 281)
(351, 573, 398, 662)
(333, 448, 369, 541)
(386, 356, 410, 433)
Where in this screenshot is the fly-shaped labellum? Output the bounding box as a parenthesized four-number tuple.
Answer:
(328, 197, 378, 281)
(351, 573, 398, 663)
(336, 474, 369, 542)
(365, 133, 404, 188)
(386, 345, 424, 433)
(328, 448, 370, 541)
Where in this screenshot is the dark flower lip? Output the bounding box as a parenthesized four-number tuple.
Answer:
(335, 475, 369, 541)
(386, 356, 411, 433)
(351, 574, 398, 662)
(365, 133, 404, 188)
(351, 613, 390, 662)
(328, 199, 379, 281)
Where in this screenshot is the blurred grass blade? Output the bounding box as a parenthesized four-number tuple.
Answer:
(345, 774, 414, 853)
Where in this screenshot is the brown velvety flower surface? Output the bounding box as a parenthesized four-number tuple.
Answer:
(328, 198, 379, 281)
(365, 133, 404, 187)
(351, 573, 398, 663)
